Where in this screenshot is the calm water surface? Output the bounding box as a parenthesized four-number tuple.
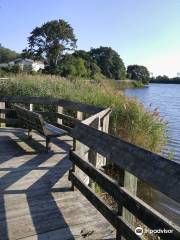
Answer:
(125, 83, 180, 225)
(125, 83, 180, 162)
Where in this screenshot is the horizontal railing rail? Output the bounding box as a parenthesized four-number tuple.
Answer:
(69, 121, 180, 240)
(0, 96, 104, 114)
(69, 171, 141, 240)
(0, 96, 107, 133)
(1, 95, 179, 240)
(70, 122, 180, 203)
(69, 151, 179, 240)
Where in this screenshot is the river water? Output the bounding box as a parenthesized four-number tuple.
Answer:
(125, 83, 180, 226)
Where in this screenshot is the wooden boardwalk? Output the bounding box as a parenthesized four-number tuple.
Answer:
(0, 128, 115, 240)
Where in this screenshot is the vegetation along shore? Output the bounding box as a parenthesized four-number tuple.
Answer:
(0, 74, 166, 153)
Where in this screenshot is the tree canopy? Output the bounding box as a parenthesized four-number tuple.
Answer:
(59, 55, 88, 78)
(127, 65, 150, 84)
(0, 44, 19, 63)
(25, 19, 77, 67)
(89, 47, 126, 80)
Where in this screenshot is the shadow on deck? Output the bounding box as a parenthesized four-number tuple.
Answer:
(0, 128, 115, 240)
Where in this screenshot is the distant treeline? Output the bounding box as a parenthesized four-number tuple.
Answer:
(150, 75, 180, 84)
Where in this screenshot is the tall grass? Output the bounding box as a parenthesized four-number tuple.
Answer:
(0, 73, 166, 152)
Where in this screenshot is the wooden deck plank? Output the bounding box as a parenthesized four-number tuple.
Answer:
(22, 220, 115, 240)
(0, 128, 114, 240)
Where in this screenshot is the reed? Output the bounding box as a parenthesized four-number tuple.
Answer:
(0, 73, 166, 152)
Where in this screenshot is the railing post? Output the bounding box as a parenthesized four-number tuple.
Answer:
(115, 170, 137, 239)
(116, 168, 124, 240)
(72, 111, 90, 185)
(123, 171, 137, 229)
(57, 106, 63, 124)
(69, 151, 76, 191)
(75, 111, 84, 152)
(0, 101, 5, 127)
(102, 113, 110, 133)
(29, 104, 33, 111)
(96, 113, 110, 168)
(77, 111, 83, 121)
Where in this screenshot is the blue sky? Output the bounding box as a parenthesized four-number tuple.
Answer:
(0, 0, 180, 77)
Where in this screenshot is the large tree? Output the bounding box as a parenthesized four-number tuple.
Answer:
(127, 65, 150, 84)
(89, 47, 126, 80)
(25, 19, 77, 66)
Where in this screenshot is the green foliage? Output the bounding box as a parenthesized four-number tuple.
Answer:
(25, 19, 77, 67)
(73, 50, 90, 61)
(90, 47, 126, 80)
(43, 53, 103, 79)
(59, 55, 89, 78)
(0, 44, 19, 63)
(21, 48, 44, 61)
(0, 67, 10, 77)
(127, 65, 150, 84)
(0, 74, 166, 152)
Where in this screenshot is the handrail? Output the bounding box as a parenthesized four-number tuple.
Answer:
(82, 108, 111, 125)
(0, 96, 104, 114)
(69, 151, 180, 240)
(70, 122, 180, 203)
(0, 95, 179, 239)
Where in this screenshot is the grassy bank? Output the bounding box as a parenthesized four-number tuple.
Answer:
(0, 74, 166, 152)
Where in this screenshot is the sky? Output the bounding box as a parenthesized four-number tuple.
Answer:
(0, 0, 180, 77)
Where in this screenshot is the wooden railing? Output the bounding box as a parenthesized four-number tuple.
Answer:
(0, 96, 180, 240)
(69, 121, 180, 240)
(0, 95, 104, 129)
(0, 95, 110, 172)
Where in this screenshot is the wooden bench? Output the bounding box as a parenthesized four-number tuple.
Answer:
(15, 105, 67, 151)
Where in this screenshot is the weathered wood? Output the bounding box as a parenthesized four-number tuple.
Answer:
(29, 104, 33, 111)
(55, 122, 72, 132)
(1, 95, 179, 240)
(82, 108, 111, 125)
(15, 105, 67, 151)
(82, 108, 111, 171)
(69, 151, 180, 239)
(57, 106, 63, 125)
(22, 220, 115, 240)
(70, 122, 180, 203)
(102, 112, 110, 133)
(0, 101, 5, 127)
(0, 96, 104, 114)
(0, 128, 114, 240)
(69, 172, 141, 240)
(36, 111, 80, 125)
(123, 171, 137, 231)
(77, 111, 83, 121)
(0, 108, 15, 114)
(0, 109, 79, 126)
(0, 118, 18, 125)
(75, 110, 89, 185)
